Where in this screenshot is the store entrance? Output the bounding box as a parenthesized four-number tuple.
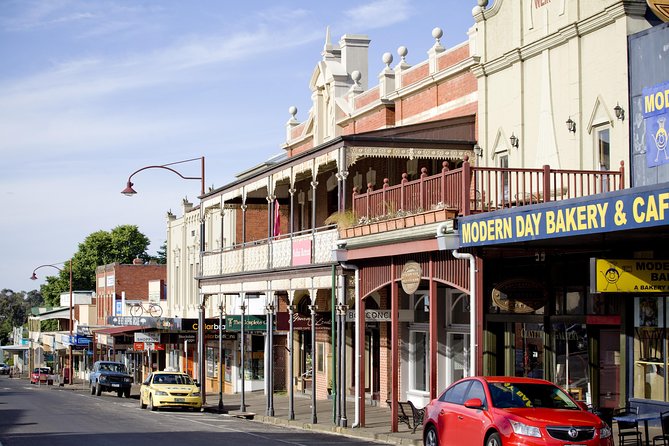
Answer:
(598, 328, 621, 410)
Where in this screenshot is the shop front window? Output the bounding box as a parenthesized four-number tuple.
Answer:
(554, 323, 589, 402)
(514, 323, 545, 379)
(633, 296, 666, 401)
(410, 330, 429, 392)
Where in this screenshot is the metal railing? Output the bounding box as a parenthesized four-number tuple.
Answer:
(353, 158, 625, 220)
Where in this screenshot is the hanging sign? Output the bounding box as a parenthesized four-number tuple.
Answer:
(401, 261, 422, 294)
(591, 258, 669, 292)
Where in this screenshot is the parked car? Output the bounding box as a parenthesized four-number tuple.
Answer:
(139, 371, 202, 411)
(422, 376, 612, 446)
(0, 363, 10, 375)
(89, 361, 133, 397)
(30, 367, 53, 385)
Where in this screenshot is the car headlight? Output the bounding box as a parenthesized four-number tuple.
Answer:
(99, 376, 107, 382)
(154, 390, 168, 396)
(509, 420, 541, 438)
(191, 390, 201, 396)
(124, 377, 132, 383)
(600, 425, 612, 439)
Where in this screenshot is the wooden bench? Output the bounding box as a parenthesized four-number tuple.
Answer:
(390, 400, 424, 433)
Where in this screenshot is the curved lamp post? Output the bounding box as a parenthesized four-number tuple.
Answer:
(31, 261, 73, 385)
(122, 156, 207, 401)
(121, 156, 205, 197)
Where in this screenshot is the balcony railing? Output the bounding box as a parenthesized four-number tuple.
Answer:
(353, 158, 625, 220)
(202, 226, 338, 277)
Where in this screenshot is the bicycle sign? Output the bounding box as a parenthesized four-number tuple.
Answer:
(129, 302, 163, 318)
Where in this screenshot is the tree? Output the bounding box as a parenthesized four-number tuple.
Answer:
(0, 289, 44, 345)
(39, 225, 151, 306)
(155, 241, 167, 264)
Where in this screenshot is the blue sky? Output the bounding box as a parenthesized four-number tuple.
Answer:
(0, 0, 481, 293)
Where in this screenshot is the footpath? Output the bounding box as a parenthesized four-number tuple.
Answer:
(201, 390, 422, 446)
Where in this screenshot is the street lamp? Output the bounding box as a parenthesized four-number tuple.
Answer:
(30, 261, 73, 385)
(121, 156, 207, 400)
(239, 295, 247, 413)
(121, 156, 205, 197)
(218, 300, 226, 413)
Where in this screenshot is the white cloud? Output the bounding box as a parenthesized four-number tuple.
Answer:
(342, 0, 413, 31)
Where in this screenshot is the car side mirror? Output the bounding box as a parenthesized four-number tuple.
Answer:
(576, 401, 589, 411)
(464, 397, 484, 409)
(194, 381, 201, 387)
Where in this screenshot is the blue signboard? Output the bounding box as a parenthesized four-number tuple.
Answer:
(642, 81, 669, 167)
(458, 184, 669, 247)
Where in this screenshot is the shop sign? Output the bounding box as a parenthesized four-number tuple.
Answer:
(225, 315, 267, 331)
(108, 315, 176, 329)
(642, 81, 669, 168)
(181, 318, 225, 332)
(459, 184, 669, 247)
(292, 239, 312, 266)
(591, 258, 669, 293)
(401, 261, 422, 295)
(134, 332, 160, 343)
(133, 342, 144, 351)
(64, 334, 92, 346)
(491, 279, 546, 314)
(346, 309, 391, 321)
(276, 312, 331, 331)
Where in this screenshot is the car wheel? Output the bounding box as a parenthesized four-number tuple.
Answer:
(140, 395, 147, 409)
(96, 383, 102, 396)
(124, 388, 131, 398)
(149, 395, 156, 411)
(90, 383, 95, 395)
(424, 425, 439, 446)
(485, 432, 501, 446)
(117, 390, 123, 397)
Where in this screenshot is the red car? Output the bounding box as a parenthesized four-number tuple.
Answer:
(422, 376, 612, 446)
(30, 367, 53, 385)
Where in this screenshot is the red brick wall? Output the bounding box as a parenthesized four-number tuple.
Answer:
(401, 63, 430, 85)
(235, 204, 269, 243)
(289, 140, 314, 157)
(437, 45, 470, 71)
(354, 88, 381, 109)
(95, 263, 166, 324)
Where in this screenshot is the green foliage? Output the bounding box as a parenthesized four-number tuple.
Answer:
(39, 225, 151, 305)
(155, 241, 167, 264)
(0, 289, 44, 344)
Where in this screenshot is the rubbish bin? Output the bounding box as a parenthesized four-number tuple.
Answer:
(63, 367, 70, 384)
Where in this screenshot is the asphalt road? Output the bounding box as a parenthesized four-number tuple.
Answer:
(0, 376, 381, 446)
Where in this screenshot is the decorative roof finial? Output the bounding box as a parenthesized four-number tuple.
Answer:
(322, 25, 335, 59)
(398, 46, 408, 63)
(382, 52, 393, 69)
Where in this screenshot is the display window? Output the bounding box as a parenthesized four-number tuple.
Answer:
(633, 295, 667, 401)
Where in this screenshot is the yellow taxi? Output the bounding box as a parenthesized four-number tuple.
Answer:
(139, 371, 202, 411)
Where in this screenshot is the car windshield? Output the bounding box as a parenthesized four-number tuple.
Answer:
(488, 382, 579, 409)
(153, 374, 193, 385)
(100, 363, 127, 373)
(34, 368, 50, 374)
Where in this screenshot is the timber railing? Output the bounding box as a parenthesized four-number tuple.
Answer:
(352, 157, 625, 220)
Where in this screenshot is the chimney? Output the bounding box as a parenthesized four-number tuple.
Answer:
(339, 34, 370, 90)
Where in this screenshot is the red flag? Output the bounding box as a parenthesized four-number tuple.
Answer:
(274, 199, 281, 237)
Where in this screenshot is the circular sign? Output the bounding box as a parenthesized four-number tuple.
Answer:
(401, 261, 422, 295)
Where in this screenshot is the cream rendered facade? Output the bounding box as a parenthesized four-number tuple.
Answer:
(473, 0, 649, 181)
